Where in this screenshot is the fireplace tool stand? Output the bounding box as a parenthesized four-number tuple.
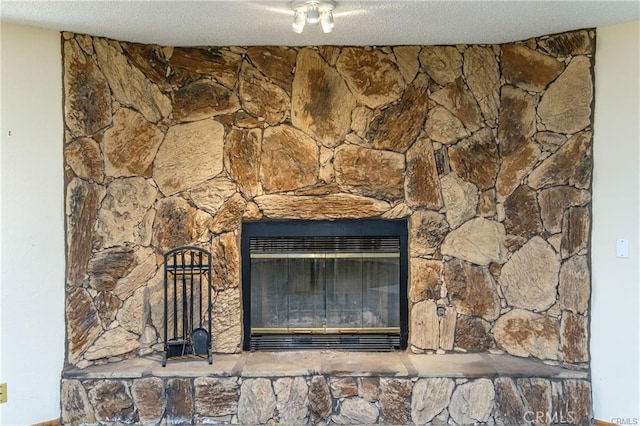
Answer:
(163, 246, 212, 366)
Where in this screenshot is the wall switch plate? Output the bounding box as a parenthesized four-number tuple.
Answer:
(616, 238, 629, 258)
(0, 382, 7, 403)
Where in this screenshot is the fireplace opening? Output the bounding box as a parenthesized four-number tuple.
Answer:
(241, 219, 408, 351)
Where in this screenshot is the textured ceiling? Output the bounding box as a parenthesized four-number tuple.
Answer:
(1, 1, 639, 47)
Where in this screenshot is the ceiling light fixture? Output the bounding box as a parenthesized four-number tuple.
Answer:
(290, 0, 335, 34)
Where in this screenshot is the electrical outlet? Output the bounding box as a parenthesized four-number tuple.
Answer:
(0, 383, 7, 403)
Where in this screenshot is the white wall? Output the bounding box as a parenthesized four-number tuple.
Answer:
(592, 20, 640, 422)
(0, 23, 65, 425)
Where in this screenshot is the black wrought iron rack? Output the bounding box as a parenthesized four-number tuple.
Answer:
(163, 246, 212, 366)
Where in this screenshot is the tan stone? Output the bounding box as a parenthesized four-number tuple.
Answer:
(87, 380, 135, 423)
(464, 46, 500, 127)
(516, 378, 552, 421)
(539, 186, 590, 234)
(224, 129, 262, 198)
(351, 107, 374, 138)
(152, 196, 212, 252)
(559, 255, 590, 314)
(210, 193, 246, 234)
(493, 309, 560, 359)
(448, 128, 499, 191)
(319, 146, 334, 184)
(274, 377, 309, 424)
(246, 46, 297, 92)
(539, 30, 593, 56)
(292, 48, 356, 147)
(409, 258, 442, 302)
(309, 375, 332, 421)
(498, 86, 536, 156)
(369, 73, 430, 153)
(211, 287, 242, 353)
(117, 287, 147, 335)
(379, 378, 412, 424)
(449, 379, 495, 424)
(189, 177, 237, 217)
(211, 232, 240, 289)
(441, 173, 479, 229)
(94, 291, 122, 328)
(538, 56, 593, 134)
(411, 378, 455, 424)
(131, 377, 165, 425)
(439, 307, 457, 351)
(173, 79, 240, 122)
(333, 397, 379, 424)
(358, 378, 380, 403)
(121, 42, 169, 90)
(500, 237, 560, 311)
(84, 327, 140, 361)
(330, 378, 358, 398)
(561, 312, 589, 363)
(170, 47, 242, 89)
(502, 44, 564, 92)
(194, 377, 239, 418)
(255, 194, 390, 220)
(115, 247, 157, 300)
(87, 247, 136, 291)
(441, 218, 508, 266)
(445, 259, 501, 321)
(337, 47, 404, 109)
(425, 106, 469, 144)
(64, 39, 112, 137)
(528, 131, 592, 190)
(62, 379, 96, 425)
(536, 131, 567, 153)
(393, 46, 420, 83)
(65, 137, 104, 183)
(496, 141, 541, 200)
(334, 145, 404, 200)
(382, 203, 413, 220)
(494, 378, 527, 426)
(553, 380, 592, 424)
(411, 300, 439, 350)
(318, 45, 341, 65)
(94, 38, 171, 123)
(430, 78, 483, 133)
(67, 288, 102, 364)
(503, 185, 543, 239)
(154, 120, 225, 196)
(409, 210, 449, 257)
(239, 62, 289, 125)
(167, 379, 193, 424)
(261, 125, 319, 193)
(561, 206, 590, 258)
(404, 138, 442, 208)
(420, 46, 462, 86)
(478, 189, 496, 218)
(455, 316, 494, 351)
(238, 379, 276, 424)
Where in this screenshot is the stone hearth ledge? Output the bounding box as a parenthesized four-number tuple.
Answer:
(62, 352, 588, 380)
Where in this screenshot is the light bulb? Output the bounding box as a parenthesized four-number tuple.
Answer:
(320, 11, 334, 33)
(292, 10, 306, 33)
(306, 5, 320, 25)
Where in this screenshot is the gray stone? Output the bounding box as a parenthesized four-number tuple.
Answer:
(449, 379, 495, 424)
(309, 375, 332, 421)
(493, 309, 560, 359)
(194, 377, 239, 418)
(166, 378, 193, 424)
(425, 105, 469, 144)
(411, 300, 439, 350)
(517, 378, 552, 422)
(409, 210, 449, 257)
(441, 172, 479, 229)
(445, 258, 501, 321)
(420, 46, 462, 85)
(411, 378, 455, 424)
(464, 46, 500, 127)
(274, 377, 309, 424)
(405, 137, 443, 209)
(500, 237, 560, 312)
(87, 380, 136, 423)
(239, 62, 289, 125)
(494, 377, 527, 426)
(559, 255, 590, 314)
(61, 379, 96, 425)
(65, 137, 104, 183)
(441, 218, 508, 266)
(131, 377, 165, 425)
(255, 194, 390, 220)
(448, 127, 500, 191)
(238, 378, 276, 424)
(333, 397, 379, 424)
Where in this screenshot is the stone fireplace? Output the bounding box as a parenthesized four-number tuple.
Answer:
(61, 28, 594, 424)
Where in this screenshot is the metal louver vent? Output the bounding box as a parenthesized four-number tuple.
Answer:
(250, 236, 400, 253)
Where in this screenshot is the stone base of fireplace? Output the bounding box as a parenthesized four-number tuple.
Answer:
(61, 352, 591, 425)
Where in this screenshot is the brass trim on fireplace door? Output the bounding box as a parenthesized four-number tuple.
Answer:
(251, 327, 401, 334)
(250, 253, 400, 259)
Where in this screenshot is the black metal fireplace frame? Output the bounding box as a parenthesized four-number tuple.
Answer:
(241, 219, 408, 351)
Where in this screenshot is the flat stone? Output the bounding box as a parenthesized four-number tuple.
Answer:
(561, 206, 590, 258)
(309, 375, 332, 420)
(333, 397, 379, 424)
(498, 86, 537, 157)
(151, 196, 212, 251)
(379, 378, 412, 424)
(420, 46, 462, 86)
(93, 290, 120, 329)
(94, 38, 171, 123)
(409, 210, 449, 257)
(261, 125, 319, 193)
(393, 46, 420, 83)
(478, 189, 497, 217)
(409, 258, 442, 302)
(238, 378, 276, 424)
(493, 377, 527, 426)
(63, 39, 112, 137)
(116, 287, 146, 335)
(493, 309, 560, 360)
(538, 186, 591, 233)
(411, 377, 455, 424)
(425, 106, 469, 144)
(439, 307, 457, 351)
(95, 177, 157, 248)
(337, 47, 404, 109)
(441, 218, 508, 266)
(382, 203, 413, 220)
(448, 127, 499, 191)
(292, 48, 356, 147)
(208, 193, 244, 234)
(153, 120, 225, 196)
(528, 131, 592, 190)
(539, 30, 593, 56)
(500, 237, 560, 311)
(87, 380, 136, 423)
(255, 194, 390, 220)
(431, 78, 483, 133)
(87, 247, 136, 291)
(321, 352, 409, 376)
(61, 379, 96, 425)
(538, 56, 593, 134)
(455, 316, 494, 351)
(66, 288, 102, 365)
(239, 62, 289, 125)
(489, 354, 587, 379)
(369, 73, 430, 153)
(170, 47, 242, 89)
(84, 327, 140, 361)
(65, 137, 104, 183)
(561, 312, 589, 363)
(504, 185, 543, 239)
(351, 106, 374, 137)
(496, 141, 541, 200)
(115, 247, 157, 300)
(211, 287, 242, 353)
(224, 129, 262, 198)
(166, 378, 193, 424)
(445, 258, 501, 321)
(554, 379, 592, 424)
(559, 255, 590, 314)
(246, 46, 297, 92)
(189, 176, 237, 217)
(405, 137, 443, 209)
(449, 379, 495, 424)
(131, 377, 165, 425)
(274, 377, 309, 424)
(517, 378, 552, 420)
(464, 46, 500, 127)
(358, 378, 380, 402)
(441, 172, 479, 229)
(330, 377, 358, 398)
(411, 300, 439, 351)
(194, 377, 239, 418)
(502, 44, 564, 92)
(121, 42, 169, 90)
(173, 79, 240, 122)
(536, 131, 567, 153)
